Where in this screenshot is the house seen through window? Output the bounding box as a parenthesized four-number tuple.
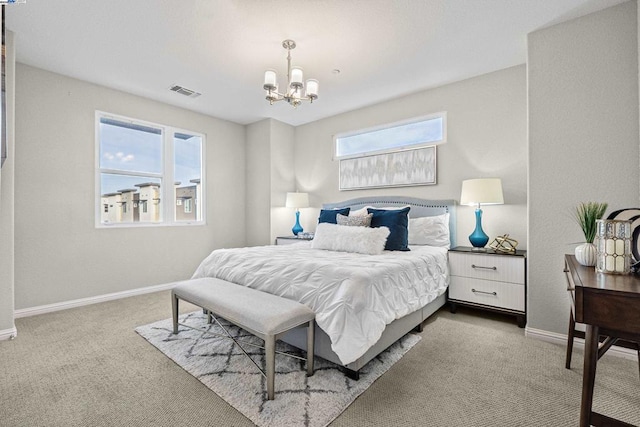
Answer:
(97, 113, 204, 226)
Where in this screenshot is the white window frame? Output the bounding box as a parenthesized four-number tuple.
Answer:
(333, 112, 447, 160)
(95, 111, 206, 228)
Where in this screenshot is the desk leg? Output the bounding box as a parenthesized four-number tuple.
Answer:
(580, 325, 599, 427)
(566, 309, 576, 369)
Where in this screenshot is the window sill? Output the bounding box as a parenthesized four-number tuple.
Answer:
(96, 221, 206, 229)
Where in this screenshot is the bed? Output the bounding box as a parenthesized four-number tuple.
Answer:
(191, 196, 456, 378)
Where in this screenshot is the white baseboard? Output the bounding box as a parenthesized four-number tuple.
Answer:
(14, 282, 176, 319)
(0, 327, 17, 341)
(526, 326, 639, 361)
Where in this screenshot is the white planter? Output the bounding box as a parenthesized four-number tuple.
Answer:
(575, 242, 597, 267)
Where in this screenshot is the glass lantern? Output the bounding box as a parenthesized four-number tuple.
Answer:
(595, 219, 632, 274)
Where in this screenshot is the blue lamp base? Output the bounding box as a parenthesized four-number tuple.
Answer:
(292, 210, 303, 236)
(469, 208, 489, 248)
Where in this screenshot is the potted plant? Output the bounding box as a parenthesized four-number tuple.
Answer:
(573, 202, 608, 266)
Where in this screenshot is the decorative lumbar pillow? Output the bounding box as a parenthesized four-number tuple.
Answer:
(408, 213, 450, 248)
(311, 223, 390, 255)
(318, 208, 351, 224)
(337, 213, 372, 227)
(368, 207, 411, 251)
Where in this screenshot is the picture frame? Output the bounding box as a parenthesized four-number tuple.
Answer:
(339, 146, 436, 191)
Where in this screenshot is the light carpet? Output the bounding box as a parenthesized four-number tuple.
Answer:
(135, 311, 421, 427)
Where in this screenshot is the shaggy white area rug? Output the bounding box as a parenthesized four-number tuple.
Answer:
(136, 311, 421, 427)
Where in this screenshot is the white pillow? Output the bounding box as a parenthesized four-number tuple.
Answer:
(348, 206, 371, 217)
(408, 213, 450, 248)
(311, 223, 390, 255)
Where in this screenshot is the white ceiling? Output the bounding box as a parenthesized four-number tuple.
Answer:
(6, 0, 627, 126)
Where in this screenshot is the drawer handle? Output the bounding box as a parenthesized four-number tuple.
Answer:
(472, 288, 497, 296)
(471, 264, 497, 271)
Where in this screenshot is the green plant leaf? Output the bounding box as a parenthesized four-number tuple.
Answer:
(572, 202, 608, 243)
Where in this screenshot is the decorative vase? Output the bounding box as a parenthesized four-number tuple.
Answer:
(469, 208, 489, 248)
(291, 210, 303, 236)
(575, 242, 597, 267)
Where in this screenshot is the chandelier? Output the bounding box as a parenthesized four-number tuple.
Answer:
(263, 40, 318, 108)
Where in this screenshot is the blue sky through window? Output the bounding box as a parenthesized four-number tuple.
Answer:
(99, 119, 201, 195)
(174, 134, 202, 186)
(336, 116, 444, 158)
(100, 120, 162, 174)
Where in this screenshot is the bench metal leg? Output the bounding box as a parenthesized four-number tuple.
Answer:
(265, 335, 276, 400)
(172, 292, 179, 334)
(307, 319, 315, 376)
(172, 290, 315, 401)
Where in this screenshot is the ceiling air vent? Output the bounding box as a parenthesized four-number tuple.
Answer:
(169, 84, 201, 98)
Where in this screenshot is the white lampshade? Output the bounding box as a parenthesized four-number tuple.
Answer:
(460, 178, 504, 206)
(305, 79, 319, 97)
(290, 67, 304, 86)
(285, 192, 309, 209)
(263, 70, 277, 89)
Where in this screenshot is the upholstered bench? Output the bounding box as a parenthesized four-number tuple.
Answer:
(171, 277, 315, 400)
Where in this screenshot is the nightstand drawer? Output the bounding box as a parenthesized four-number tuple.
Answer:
(449, 276, 525, 311)
(449, 252, 525, 284)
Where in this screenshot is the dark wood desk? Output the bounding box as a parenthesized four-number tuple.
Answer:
(564, 255, 640, 427)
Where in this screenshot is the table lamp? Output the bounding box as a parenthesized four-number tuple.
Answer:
(285, 192, 309, 236)
(460, 178, 504, 249)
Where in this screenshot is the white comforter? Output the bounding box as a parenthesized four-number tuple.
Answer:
(191, 243, 449, 365)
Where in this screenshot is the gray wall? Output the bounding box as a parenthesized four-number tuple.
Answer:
(293, 65, 528, 249)
(14, 64, 246, 309)
(0, 32, 16, 336)
(527, 1, 639, 334)
(269, 119, 296, 243)
(246, 119, 272, 246)
(245, 118, 295, 246)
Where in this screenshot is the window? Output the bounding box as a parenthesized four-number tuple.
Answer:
(96, 112, 205, 227)
(334, 113, 446, 159)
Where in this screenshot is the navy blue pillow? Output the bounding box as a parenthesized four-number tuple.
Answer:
(367, 207, 411, 251)
(318, 208, 351, 224)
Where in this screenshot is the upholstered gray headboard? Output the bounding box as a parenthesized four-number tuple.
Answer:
(322, 196, 457, 248)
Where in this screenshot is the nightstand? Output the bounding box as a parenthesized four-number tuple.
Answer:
(448, 246, 527, 328)
(275, 235, 314, 245)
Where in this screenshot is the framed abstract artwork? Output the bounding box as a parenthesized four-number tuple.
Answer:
(339, 146, 436, 191)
